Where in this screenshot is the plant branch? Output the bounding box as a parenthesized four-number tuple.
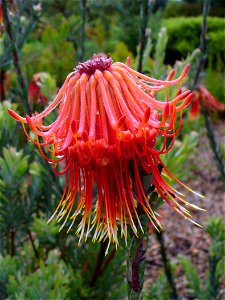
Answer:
(0, 70, 6, 101)
(78, 0, 87, 62)
(202, 107, 225, 180)
(127, 164, 152, 299)
(138, 0, 152, 72)
(193, 0, 210, 89)
(90, 241, 107, 287)
(9, 228, 16, 256)
(155, 230, 178, 300)
(192, 0, 225, 181)
(127, 210, 149, 300)
(2, 0, 31, 114)
(99, 247, 117, 276)
(27, 229, 40, 260)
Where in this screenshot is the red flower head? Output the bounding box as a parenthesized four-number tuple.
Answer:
(28, 73, 48, 105)
(8, 55, 203, 250)
(190, 85, 225, 119)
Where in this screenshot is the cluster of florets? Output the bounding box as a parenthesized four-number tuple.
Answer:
(8, 55, 202, 251)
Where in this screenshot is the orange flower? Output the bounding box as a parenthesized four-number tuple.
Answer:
(190, 85, 225, 119)
(8, 55, 202, 250)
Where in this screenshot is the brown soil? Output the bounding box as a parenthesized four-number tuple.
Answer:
(145, 120, 225, 299)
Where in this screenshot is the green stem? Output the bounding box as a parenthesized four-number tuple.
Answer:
(208, 255, 219, 300)
(2, 0, 31, 114)
(137, 0, 151, 72)
(78, 0, 87, 62)
(193, 0, 210, 89)
(155, 230, 178, 300)
(202, 107, 225, 180)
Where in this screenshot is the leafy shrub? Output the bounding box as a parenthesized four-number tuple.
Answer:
(162, 17, 225, 71)
(7, 251, 72, 300)
(0, 255, 18, 299)
(164, 1, 225, 18)
(22, 17, 77, 85)
(0, 101, 19, 148)
(111, 42, 134, 63)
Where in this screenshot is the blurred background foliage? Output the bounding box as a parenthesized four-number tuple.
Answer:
(0, 0, 224, 299)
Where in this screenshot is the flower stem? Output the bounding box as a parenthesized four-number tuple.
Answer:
(127, 3, 153, 293)
(127, 214, 149, 300)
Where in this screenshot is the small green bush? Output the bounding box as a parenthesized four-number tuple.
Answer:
(22, 16, 77, 85)
(164, 1, 225, 18)
(162, 17, 225, 71)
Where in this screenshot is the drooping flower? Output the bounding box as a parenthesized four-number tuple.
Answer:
(8, 55, 203, 251)
(28, 73, 48, 105)
(190, 85, 225, 119)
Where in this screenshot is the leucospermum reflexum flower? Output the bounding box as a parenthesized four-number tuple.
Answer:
(190, 85, 225, 119)
(8, 54, 204, 252)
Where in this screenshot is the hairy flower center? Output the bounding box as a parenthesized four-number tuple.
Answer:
(76, 54, 113, 75)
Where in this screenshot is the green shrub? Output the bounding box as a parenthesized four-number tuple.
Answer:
(164, 1, 225, 18)
(205, 69, 225, 103)
(162, 17, 225, 71)
(22, 16, 77, 85)
(111, 41, 134, 63)
(7, 252, 72, 300)
(0, 255, 18, 299)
